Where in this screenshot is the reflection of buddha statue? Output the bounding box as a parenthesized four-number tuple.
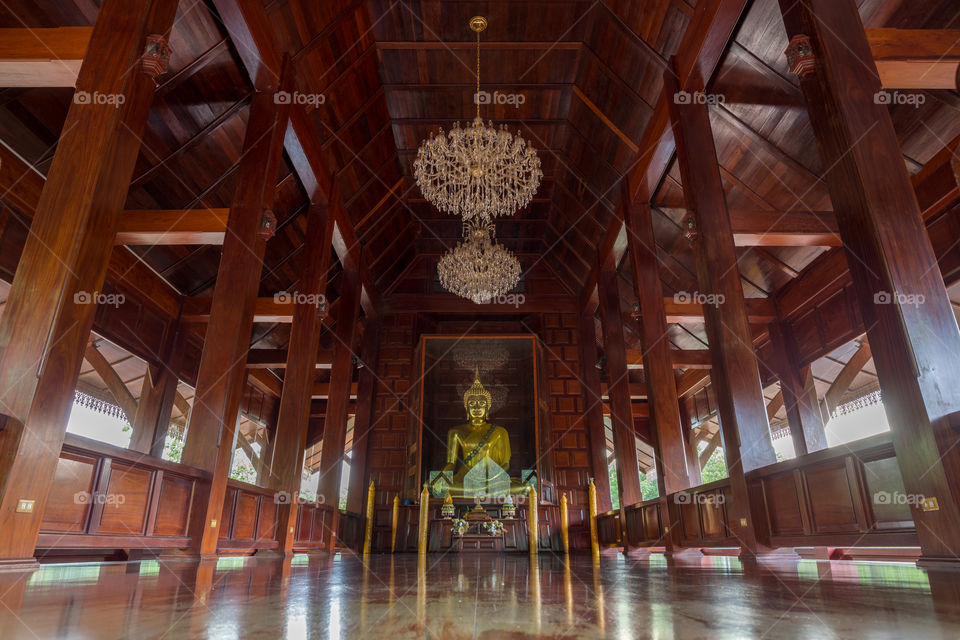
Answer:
(435, 370, 521, 498)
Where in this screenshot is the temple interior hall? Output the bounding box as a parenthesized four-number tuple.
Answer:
(1, 0, 960, 638)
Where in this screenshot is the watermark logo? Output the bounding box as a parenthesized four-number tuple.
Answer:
(74, 491, 126, 506)
(274, 491, 324, 505)
(73, 291, 125, 308)
(475, 90, 526, 108)
(480, 293, 525, 308)
(674, 492, 725, 505)
(673, 90, 725, 106)
(274, 291, 327, 308)
(275, 91, 325, 107)
(873, 290, 925, 308)
(873, 491, 925, 506)
(74, 90, 126, 107)
(674, 291, 725, 308)
(874, 91, 925, 108)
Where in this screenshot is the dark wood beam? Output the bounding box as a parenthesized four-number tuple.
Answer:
(625, 197, 697, 494)
(246, 348, 334, 369)
(822, 341, 872, 415)
(0, 27, 90, 87)
(578, 312, 613, 512)
(180, 77, 291, 555)
(115, 209, 229, 245)
(666, 57, 776, 555)
(728, 209, 840, 246)
(0, 0, 179, 565)
(268, 204, 334, 553)
(318, 264, 362, 544)
(768, 320, 827, 456)
(598, 267, 643, 507)
(867, 28, 960, 90)
(83, 342, 138, 423)
(384, 294, 577, 315)
(780, 0, 960, 563)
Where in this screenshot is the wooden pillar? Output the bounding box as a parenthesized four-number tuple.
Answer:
(664, 64, 776, 555)
(318, 262, 363, 547)
(597, 268, 643, 507)
(269, 204, 334, 554)
(130, 325, 185, 456)
(346, 318, 381, 515)
(180, 82, 291, 556)
(780, 0, 960, 563)
(0, 0, 178, 566)
(577, 312, 613, 512)
(768, 320, 827, 456)
(624, 196, 697, 493)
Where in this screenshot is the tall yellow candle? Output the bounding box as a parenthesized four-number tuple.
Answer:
(560, 493, 570, 554)
(528, 486, 538, 555)
(362, 481, 375, 555)
(390, 495, 400, 553)
(588, 478, 600, 562)
(418, 486, 429, 555)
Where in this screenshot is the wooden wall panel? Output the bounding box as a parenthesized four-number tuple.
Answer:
(96, 463, 151, 534)
(804, 462, 859, 535)
(154, 474, 194, 536)
(257, 501, 278, 540)
(232, 492, 258, 540)
(219, 488, 237, 539)
(762, 472, 805, 536)
(40, 453, 98, 533)
(862, 457, 914, 531)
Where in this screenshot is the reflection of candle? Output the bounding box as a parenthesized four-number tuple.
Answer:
(530, 555, 541, 631)
(564, 560, 574, 627)
(593, 560, 606, 633)
(417, 554, 427, 626)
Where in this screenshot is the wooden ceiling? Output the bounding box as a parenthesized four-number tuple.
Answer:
(0, 0, 959, 364)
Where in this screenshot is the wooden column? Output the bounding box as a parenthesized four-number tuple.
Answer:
(624, 196, 696, 493)
(577, 312, 613, 513)
(318, 261, 363, 547)
(180, 83, 291, 555)
(130, 325, 185, 456)
(768, 320, 827, 456)
(664, 64, 776, 555)
(269, 204, 334, 554)
(0, 0, 178, 565)
(347, 318, 380, 513)
(780, 0, 960, 563)
(597, 268, 643, 507)
(346, 318, 382, 515)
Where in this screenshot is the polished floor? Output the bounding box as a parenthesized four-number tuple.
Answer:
(0, 551, 959, 639)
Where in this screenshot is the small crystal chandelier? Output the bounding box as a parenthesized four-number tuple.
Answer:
(414, 16, 542, 223)
(437, 220, 521, 304)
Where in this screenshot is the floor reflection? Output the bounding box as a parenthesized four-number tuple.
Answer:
(0, 551, 958, 638)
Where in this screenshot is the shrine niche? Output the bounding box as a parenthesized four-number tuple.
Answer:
(405, 336, 554, 504)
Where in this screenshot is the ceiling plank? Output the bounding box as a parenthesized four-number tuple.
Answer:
(84, 342, 138, 423)
(867, 29, 960, 89)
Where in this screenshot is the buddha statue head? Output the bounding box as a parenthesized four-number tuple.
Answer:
(463, 369, 492, 422)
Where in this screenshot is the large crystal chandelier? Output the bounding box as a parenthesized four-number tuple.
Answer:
(413, 16, 542, 223)
(437, 220, 521, 304)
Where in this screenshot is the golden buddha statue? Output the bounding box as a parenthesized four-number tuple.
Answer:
(432, 370, 521, 499)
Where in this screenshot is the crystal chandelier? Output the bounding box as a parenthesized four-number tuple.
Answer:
(413, 16, 542, 223)
(437, 220, 521, 304)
